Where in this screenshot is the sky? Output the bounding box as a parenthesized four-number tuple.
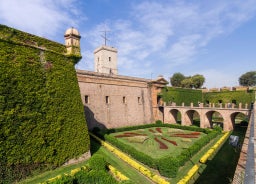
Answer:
(0, 0, 256, 88)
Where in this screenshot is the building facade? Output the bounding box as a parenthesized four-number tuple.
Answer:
(76, 41, 168, 129)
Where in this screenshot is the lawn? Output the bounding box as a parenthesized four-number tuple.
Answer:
(195, 125, 247, 184)
(110, 127, 207, 159)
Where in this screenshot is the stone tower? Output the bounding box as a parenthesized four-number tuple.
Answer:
(94, 45, 118, 75)
(64, 27, 81, 56)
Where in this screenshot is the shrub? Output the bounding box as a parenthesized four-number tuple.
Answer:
(155, 120, 163, 125)
(88, 154, 107, 171)
(49, 175, 73, 184)
(158, 156, 179, 178)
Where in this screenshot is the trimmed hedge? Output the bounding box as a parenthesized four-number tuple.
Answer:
(98, 124, 219, 178)
(73, 170, 117, 184)
(0, 25, 89, 183)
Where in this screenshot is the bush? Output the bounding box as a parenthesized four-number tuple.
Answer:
(158, 156, 179, 178)
(155, 120, 163, 125)
(88, 154, 107, 171)
(49, 175, 73, 184)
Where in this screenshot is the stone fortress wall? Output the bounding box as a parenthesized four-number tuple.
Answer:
(77, 70, 155, 129)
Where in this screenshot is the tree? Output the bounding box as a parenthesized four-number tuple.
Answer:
(191, 74, 205, 89)
(239, 71, 256, 86)
(181, 77, 193, 88)
(170, 73, 185, 87)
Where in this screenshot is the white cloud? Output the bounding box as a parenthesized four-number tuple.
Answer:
(0, 0, 83, 39)
(79, 0, 256, 85)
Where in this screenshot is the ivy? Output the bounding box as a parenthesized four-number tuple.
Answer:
(202, 90, 254, 106)
(0, 25, 89, 183)
(160, 87, 202, 106)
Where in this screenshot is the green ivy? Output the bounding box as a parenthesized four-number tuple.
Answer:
(160, 87, 202, 106)
(160, 86, 254, 107)
(202, 90, 254, 106)
(0, 25, 89, 183)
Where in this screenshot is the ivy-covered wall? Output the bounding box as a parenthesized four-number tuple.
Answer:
(202, 90, 255, 106)
(160, 87, 202, 106)
(0, 25, 89, 182)
(160, 86, 254, 107)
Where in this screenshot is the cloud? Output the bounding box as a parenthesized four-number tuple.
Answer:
(0, 0, 84, 39)
(79, 0, 256, 82)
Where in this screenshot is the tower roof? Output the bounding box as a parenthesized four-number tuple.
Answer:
(64, 27, 80, 37)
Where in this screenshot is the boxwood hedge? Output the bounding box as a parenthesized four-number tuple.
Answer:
(97, 124, 219, 178)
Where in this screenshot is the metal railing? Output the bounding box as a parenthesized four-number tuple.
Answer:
(244, 104, 255, 184)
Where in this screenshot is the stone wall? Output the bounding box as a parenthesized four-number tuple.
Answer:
(77, 70, 155, 129)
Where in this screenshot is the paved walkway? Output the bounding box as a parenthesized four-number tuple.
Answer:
(232, 105, 256, 184)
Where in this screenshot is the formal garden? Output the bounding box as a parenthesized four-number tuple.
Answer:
(16, 119, 249, 184)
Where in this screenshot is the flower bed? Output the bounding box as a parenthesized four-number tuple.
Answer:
(114, 132, 147, 138)
(170, 132, 200, 138)
(149, 129, 156, 133)
(161, 137, 177, 146)
(156, 127, 163, 133)
(154, 137, 168, 149)
(90, 133, 170, 184)
(97, 124, 220, 178)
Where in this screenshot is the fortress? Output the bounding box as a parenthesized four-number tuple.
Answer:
(63, 27, 169, 130)
(1, 25, 255, 183)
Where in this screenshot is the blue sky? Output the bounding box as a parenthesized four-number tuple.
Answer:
(0, 0, 256, 88)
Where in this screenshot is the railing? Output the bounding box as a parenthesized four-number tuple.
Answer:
(244, 105, 255, 183)
(163, 102, 251, 110)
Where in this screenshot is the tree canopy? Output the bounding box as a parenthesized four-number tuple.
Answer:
(239, 71, 256, 86)
(170, 73, 205, 89)
(170, 73, 185, 87)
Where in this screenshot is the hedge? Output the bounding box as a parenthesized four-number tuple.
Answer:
(45, 154, 118, 184)
(0, 24, 89, 183)
(97, 124, 220, 178)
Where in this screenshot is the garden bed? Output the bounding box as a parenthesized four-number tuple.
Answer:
(111, 127, 205, 158)
(96, 123, 221, 178)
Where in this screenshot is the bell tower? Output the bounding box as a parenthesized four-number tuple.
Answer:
(94, 45, 118, 75)
(64, 27, 81, 56)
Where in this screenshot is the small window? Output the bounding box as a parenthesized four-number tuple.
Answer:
(109, 57, 111, 62)
(85, 95, 89, 104)
(138, 97, 141, 104)
(98, 57, 99, 62)
(123, 96, 126, 104)
(106, 96, 110, 104)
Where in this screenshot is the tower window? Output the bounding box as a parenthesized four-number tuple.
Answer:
(106, 96, 110, 104)
(109, 57, 111, 62)
(85, 95, 89, 104)
(138, 97, 141, 104)
(123, 96, 126, 104)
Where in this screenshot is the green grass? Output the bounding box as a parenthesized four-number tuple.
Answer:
(195, 126, 247, 184)
(19, 160, 89, 184)
(19, 126, 240, 184)
(170, 133, 224, 183)
(90, 139, 153, 184)
(110, 127, 206, 159)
